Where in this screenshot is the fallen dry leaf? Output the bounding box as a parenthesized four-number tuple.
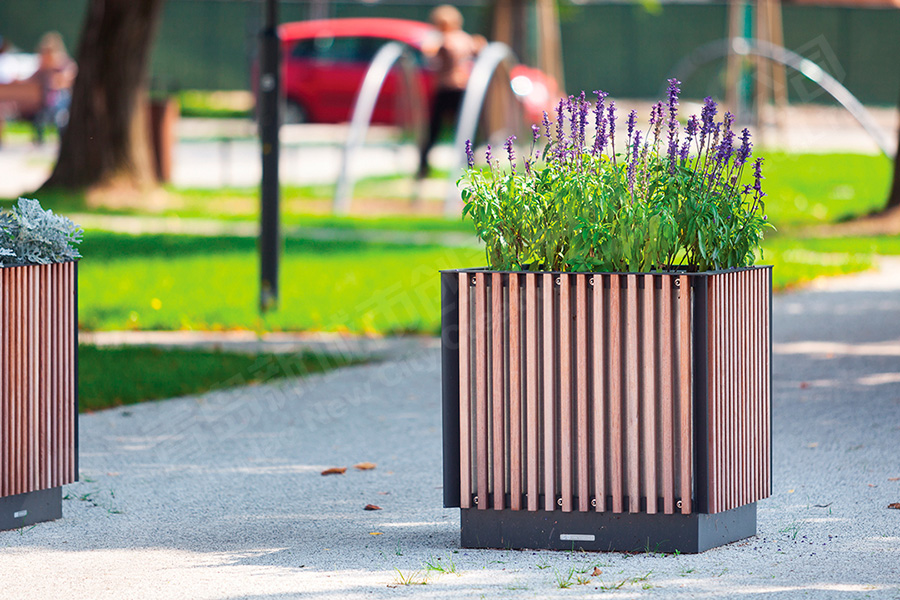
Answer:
(868, 484, 878, 488)
(888, 503, 900, 510)
(355, 462, 377, 471)
(364, 504, 382, 511)
(800, 382, 809, 389)
(369, 531, 383, 536)
(591, 567, 603, 577)
(889, 477, 899, 482)
(321, 467, 347, 476)
(378, 491, 391, 495)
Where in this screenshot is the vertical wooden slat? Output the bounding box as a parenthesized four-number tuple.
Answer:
(1, 268, 7, 497)
(625, 274, 640, 513)
(592, 275, 606, 512)
(509, 273, 522, 511)
(474, 274, 489, 510)
(576, 275, 589, 512)
(559, 274, 573, 512)
(678, 275, 692, 514)
(458, 274, 471, 508)
(660, 277, 674, 514)
(40, 266, 49, 490)
(609, 275, 623, 513)
(740, 271, 749, 509)
(542, 273, 555, 511)
(525, 274, 539, 511)
(491, 273, 505, 510)
(727, 272, 736, 511)
(708, 276, 719, 514)
(642, 274, 657, 514)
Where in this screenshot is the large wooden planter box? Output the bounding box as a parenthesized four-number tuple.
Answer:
(440, 266, 771, 553)
(0, 262, 78, 530)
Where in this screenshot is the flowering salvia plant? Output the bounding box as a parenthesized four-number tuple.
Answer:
(459, 80, 772, 272)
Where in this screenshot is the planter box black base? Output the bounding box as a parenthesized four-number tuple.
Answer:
(0, 487, 63, 531)
(460, 503, 756, 554)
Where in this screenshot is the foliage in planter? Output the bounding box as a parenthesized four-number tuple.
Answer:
(0, 197, 83, 267)
(459, 80, 772, 272)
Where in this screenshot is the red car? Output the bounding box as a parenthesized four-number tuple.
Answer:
(277, 17, 558, 125)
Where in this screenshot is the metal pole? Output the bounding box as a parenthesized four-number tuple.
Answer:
(259, 0, 280, 312)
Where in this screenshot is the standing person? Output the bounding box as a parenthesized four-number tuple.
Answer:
(30, 32, 77, 145)
(417, 5, 483, 179)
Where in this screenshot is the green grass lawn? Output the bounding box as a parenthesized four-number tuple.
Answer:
(79, 232, 483, 333)
(78, 346, 359, 412)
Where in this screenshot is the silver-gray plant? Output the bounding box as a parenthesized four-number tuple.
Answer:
(0, 197, 83, 267)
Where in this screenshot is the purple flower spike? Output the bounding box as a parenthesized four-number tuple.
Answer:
(680, 139, 691, 162)
(666, 79, 681, 163)
(735, 127, 752, 167)
(591, 90, 609, 156)
(626, 110, 637, 146)
(505, 135, 517, 173)
(699, 96, 718, 146)
(716, 112, 735, 164)
(465, 139, 474, 168)
(542, 111, 552, 140)
(555, 98, 567, 162)
(666, 79, 681, 120)
(753, 157, 765, 195)
(485, 143, 492, 166)
(607, 101, 616, 153)
(628, 130, 641, 193)
(531, 124, 541, 144)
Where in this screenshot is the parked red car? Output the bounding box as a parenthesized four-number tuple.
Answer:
(277, 18, 558, 125)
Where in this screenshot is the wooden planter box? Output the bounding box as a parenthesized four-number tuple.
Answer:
(0, 262, 78, 530)
(440, 267, 771, 553)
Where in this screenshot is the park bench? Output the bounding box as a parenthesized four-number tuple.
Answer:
(0, 79, 42, 143)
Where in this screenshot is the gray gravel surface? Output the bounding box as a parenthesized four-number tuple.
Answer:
(2, 264, 900, 599)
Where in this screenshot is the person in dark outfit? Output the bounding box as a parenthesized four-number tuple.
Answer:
(30, 32, 76, 144)
(417, 5, 483, 179)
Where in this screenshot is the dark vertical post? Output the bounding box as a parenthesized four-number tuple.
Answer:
(441, 270, 461, 508)
(691, 275, 709, 514)
(259, 0, 280, 312)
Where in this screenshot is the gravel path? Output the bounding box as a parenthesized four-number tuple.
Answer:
(2, 264, 900, 599)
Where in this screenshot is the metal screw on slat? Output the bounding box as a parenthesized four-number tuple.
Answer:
(474, 496, 479, 505)
(472, 277, 477, 286)
(676, 500, 683, 509)
(555, 277, 561, 286)
(557, 497, 563, 506)
(591, 498, 597, 507)
(589, 277, 595, 286)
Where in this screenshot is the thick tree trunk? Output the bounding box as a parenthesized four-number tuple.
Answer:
(886, 86, 900, 210)
(43, 0, 166, 191)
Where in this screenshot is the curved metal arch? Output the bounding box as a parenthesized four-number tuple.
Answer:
(666, 37, 893, 158)
(445, 42, 521, 217)
(333, 42, 427, 214)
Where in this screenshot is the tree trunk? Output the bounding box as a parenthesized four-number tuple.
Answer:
(886, 84, 900, 210)
(43, 0, 166, 191)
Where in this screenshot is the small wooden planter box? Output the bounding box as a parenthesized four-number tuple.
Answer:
(0, 262, 78, 530)
(440, 266, 771, 553)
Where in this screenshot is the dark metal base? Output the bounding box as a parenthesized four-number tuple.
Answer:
(461, 503, 756, 554)
(0, 487, 63, 531)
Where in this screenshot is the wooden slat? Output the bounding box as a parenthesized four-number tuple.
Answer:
(609, 275, 623, 513)
(727, 273, 736, 511)
(576, 275, 589, 512)
(625, 274, 640, 513)
(642, 274, 657, 514)
(740, 271, 748, 509)
(458, 274, 471, 508)
(708, 276, 719, 514)
(542, 273, 555, 511)
(474, 274, 488, 509)
(491, 273, 505, 510)
(559, 274, 572, 512)
(0, 269, 6, 497)
(525, 274, 539, 511)
(592, 275, 606, 512)
(678, 275, 692, 514)
(509, 273, 522, 511)
(660, 277, 674, 514)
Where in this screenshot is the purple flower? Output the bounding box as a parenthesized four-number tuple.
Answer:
(735, 127, 752, 167)
(626, 110, 637, 146)
(555, 98, 567, 162)
(591, 90, 609, 156)
(607, 101, 616, 153)
(542, 111, 552, 140)
(716, 112, 735, 164)
(485, 143, 492, 166)
(465, 139, 474, 168)
(753, 157, 765, 196)
(666, 79, 681, 163)
(531, 124, 540, 144)
(628, 130, 641, 193)
(699, 96, 718, 147)
(505, 135, 517, 173)
(679, 139, 691, 162)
